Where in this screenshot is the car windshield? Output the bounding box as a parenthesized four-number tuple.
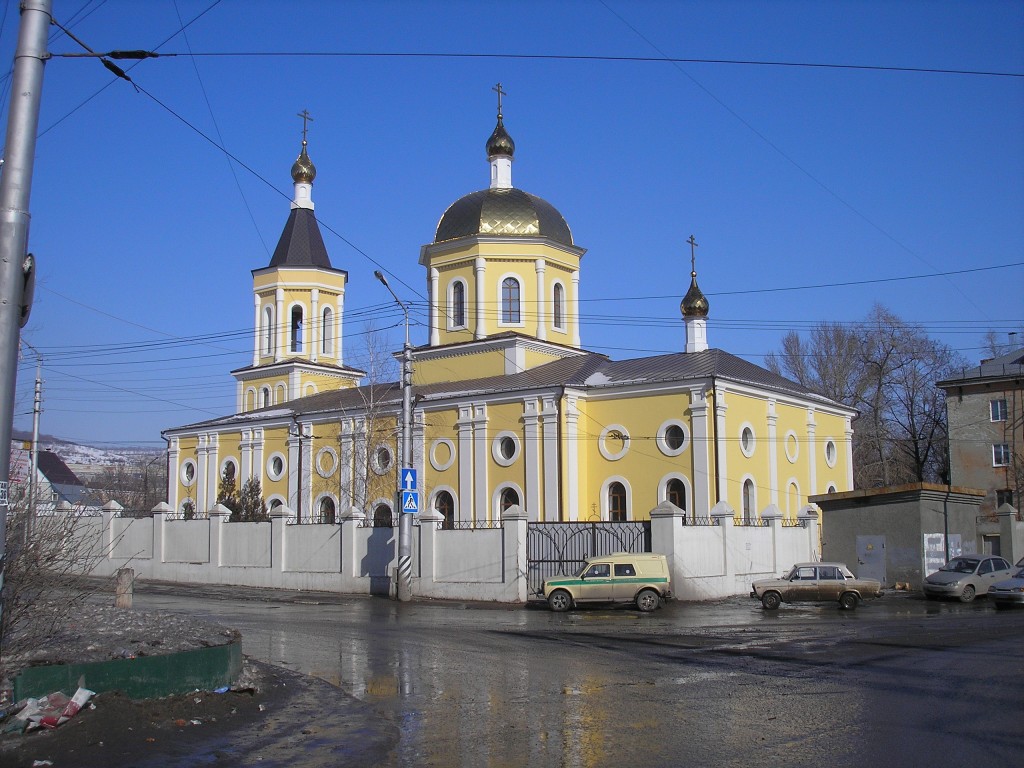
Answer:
(1013, 567, 1024, 579)
(940, 558, 979, 574)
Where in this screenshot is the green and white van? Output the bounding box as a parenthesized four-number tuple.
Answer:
(543, 553, 672, 612)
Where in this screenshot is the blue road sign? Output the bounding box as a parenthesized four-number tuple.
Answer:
(401, 490, 419, 514)
(401, 468, 417, 490)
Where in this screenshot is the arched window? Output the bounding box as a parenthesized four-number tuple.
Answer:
(667, 478, 686, 511)
(608, 482, 627, 521)
(742, 479, 755, 524)
(501, 277, 521, 324)
(500, 487, 520, 514)
(451, 281, 466, 327)
(319, 497, 336, 525)
(261, 306, 274, 355)
(260, 387, 271, 408)
(373, 504, 393, 528)
(290, 305, 304, 353)
(553, 283, 564, 329)
(435, 491, 454, 530)
(321, 306, 333, 356)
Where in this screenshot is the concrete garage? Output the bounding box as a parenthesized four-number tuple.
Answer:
(813, 483, 987, 588)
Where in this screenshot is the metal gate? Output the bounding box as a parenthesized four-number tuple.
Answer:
(527, 521, 651, 597)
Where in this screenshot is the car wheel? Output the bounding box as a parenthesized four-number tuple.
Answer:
(761, 592, 781, 610)
(839, 592, 859, 610)
(635, 589, 660, 612)
(959, 585, 976, 603)
(548, 590, 572, 612)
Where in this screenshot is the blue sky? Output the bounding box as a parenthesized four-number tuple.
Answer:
(6, 0, 1023, 447)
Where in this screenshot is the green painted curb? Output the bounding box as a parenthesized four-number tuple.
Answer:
(13, 640, 242, 701)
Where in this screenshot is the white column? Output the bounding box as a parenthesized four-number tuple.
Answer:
(523, 398, 540, 522)
(806, 408, 818, 497)
(570, 270, 581, 347)
(714, 389, 729, 504)
(473, 404, 489, 523)
(310, 289, 320, 363)
(534, 259, 547, 341)
(689, 387, 711, 517)
(541, 395, 560, 521)
(335, 294, 344, 364)
(339, 420, 354, 509)
(767, 400, 779, 506)
(353, 418, 367, 511)
(207, 433, 220, 512)
(252, 295, 261, 366)
(474, 257, 486, 339)
(275, 288, 285, 363)
(241, 429, 252, 482)
(430, 267, 440, 346)
(287, 431, 299, 512)
(564, 394, 580, 521)
(844, 417, 854, 490)
(253, 428, 265, 490)
(167, 438, 180, 511)
(196, 434, 209, 513)
(457, 406, 474, 523)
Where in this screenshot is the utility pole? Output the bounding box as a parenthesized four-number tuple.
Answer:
(375, 270, 413, 602)
(26, 353, 41, 543)
(0, 0, 51, 628)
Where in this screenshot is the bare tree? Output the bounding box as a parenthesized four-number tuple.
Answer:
(767, 304, 966, 488)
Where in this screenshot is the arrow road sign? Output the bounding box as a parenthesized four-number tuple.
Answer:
(401, 468, 417, 490)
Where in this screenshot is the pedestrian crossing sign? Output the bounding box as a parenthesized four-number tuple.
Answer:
(401, 490, 419, 514)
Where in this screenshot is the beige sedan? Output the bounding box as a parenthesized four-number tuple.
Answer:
(751, 562, 882, 610)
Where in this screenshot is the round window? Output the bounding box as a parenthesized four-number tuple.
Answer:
(599, 425, 630, 461)
(740, 426, 756, 457)
(430, 439, 456, 472)
(180, 460, 197, 486)
(491, 432, 521, 467)
(371, 444, 393, 475)
(825, 439, 838, 468)
(267, 453, 286, 481)
(657, 420, 689, 457)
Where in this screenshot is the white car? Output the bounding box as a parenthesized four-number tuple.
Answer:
(922, 555, 1014, 602)
(988, 566, 1024, 609)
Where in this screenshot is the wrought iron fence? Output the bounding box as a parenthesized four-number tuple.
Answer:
(437, 520, 504, 531)
(781, 518, 808, 528)
(526, 521, 651, 597)
(735, 518, 770, 527)
(685, 515, 717, 526)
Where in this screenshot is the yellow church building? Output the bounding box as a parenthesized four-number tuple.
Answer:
(164, 99, 856, 528)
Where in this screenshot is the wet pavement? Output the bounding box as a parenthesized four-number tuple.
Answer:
(130, 584, 1024, 767)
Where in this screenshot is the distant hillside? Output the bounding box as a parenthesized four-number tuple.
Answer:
(11, 430, 163, 479)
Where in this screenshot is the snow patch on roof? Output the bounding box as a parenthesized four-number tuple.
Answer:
(584, 371, 611, 386)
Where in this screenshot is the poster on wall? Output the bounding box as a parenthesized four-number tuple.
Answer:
(923, 533, 962, 575)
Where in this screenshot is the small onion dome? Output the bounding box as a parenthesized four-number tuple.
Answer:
(680, 272, 710, 318)
(486, 117, 515, 159)
(291, 141, 316, 184)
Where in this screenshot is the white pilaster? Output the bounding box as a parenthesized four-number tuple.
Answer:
(767, 400, 779, 506)
(275, 289, 285, 363)
(806, 408, 817, 497)
(689, 387, 710, 517)
(430, 267, 440, 346)
(310, 289, 320, 363)
(535, 259, 547, 341)
(541, 395, 560, 521)
(473, 404, 489, 523)
(167, 438, 180, 510)
(571, 270, 581, 347)
(241, 429, 253, 482)
(457, 406, 474, 523)
(252, 295, 261, 366)
(474, 257, 486, 339)
(339, 420, 353, 509)
(565, 395, 580, 521)
(714, 389, 728, 504)
(253, 428, 265, 490)
(845, 418, 855, 489)
(335, 293, 344, 363)
(523, 398, 541, 522)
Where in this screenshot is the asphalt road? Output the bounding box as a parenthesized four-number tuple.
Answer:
(132, 585, 1024, 767)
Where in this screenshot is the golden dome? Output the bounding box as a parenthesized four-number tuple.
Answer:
(486, 117, 515, 158)
(680, 272, 709, 318)
(291, 141, 316, 184)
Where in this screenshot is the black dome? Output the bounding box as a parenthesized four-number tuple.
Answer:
(434, 188, 573, 246)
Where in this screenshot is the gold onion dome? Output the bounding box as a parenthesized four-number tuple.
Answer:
(486, 117, 515, 158)
(291, 141, 316, 184)
(680, 272, 709, 318)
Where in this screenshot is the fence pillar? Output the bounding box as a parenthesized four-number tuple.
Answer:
(501, 505, 529, 602)
(650, 500, 685, 591)
(151, 502, 172, 570)
(710, 501, 735, 580)
(761, 503, 783, 575)
(339, 506, 365, 579)
(271, 503, 292, 572)
(797, 504, 820, 561)
(209, 504, 230, 567)
(997, 504, 1021, 564)
(100, 500, 122, 560)
(416, 508, 443, 593)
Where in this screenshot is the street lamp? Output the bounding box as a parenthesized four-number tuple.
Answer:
(374, 270, 413, 602)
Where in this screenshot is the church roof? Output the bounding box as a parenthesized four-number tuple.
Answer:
(434, 188, 574, 247)
(167, 348, 847, 435)
(268, 208, 332, 268)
